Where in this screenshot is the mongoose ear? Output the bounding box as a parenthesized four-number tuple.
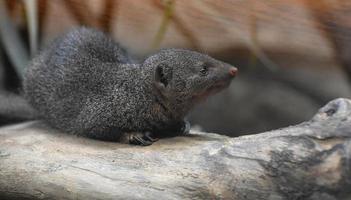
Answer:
(154, 64, 169, 91)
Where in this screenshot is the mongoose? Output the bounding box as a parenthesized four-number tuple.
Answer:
(23, 27, 237, 145)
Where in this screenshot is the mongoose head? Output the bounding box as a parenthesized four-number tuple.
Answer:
(144, 49, 237, 116)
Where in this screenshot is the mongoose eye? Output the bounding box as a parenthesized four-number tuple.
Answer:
(199, 65, 209, 76)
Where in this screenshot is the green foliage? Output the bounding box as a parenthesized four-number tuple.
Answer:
(0, 1, 30, 79)
(24, 0, 39, 56)
(152, 0, 175, 49)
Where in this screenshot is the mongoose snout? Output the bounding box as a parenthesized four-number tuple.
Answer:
(229, 67, 238, 77)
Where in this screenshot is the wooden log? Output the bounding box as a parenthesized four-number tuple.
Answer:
(0, 98, 350, 200)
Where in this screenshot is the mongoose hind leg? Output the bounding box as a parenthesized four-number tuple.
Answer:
(120, 131, 159, 146)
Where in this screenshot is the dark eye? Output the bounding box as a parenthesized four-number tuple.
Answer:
(199, 65, 209, 76)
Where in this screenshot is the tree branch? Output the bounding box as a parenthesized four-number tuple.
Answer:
(0, 98, 350, 199)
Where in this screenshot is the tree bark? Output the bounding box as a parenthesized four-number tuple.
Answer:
(0, 98, 351, 200)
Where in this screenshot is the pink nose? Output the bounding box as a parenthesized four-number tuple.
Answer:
(229, 67, 238, 77)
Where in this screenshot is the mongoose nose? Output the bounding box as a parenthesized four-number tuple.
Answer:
(229, 67, 238, 77)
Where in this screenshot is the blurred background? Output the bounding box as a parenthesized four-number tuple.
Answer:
(0, 0, 351, 136)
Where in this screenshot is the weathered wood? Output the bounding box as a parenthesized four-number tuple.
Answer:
(0, 98, 351, 200)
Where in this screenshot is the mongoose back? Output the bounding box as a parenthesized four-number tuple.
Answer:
(24, 27, 237, 145)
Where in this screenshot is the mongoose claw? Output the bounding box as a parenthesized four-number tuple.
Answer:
(128, 132, 158, 146)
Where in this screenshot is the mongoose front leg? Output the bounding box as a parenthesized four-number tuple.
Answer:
(161, 120, 191, 137)
(181, 120, 191, 135)
(120, 131, 159, 146)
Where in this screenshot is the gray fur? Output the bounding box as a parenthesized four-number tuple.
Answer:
(24, 27, 236, 144)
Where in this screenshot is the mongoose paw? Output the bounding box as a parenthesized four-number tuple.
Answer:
(181, 121, 191, 135)
(126, 131, 159, 146)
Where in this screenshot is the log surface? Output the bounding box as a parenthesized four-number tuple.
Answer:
(0, 98, 351, 200)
